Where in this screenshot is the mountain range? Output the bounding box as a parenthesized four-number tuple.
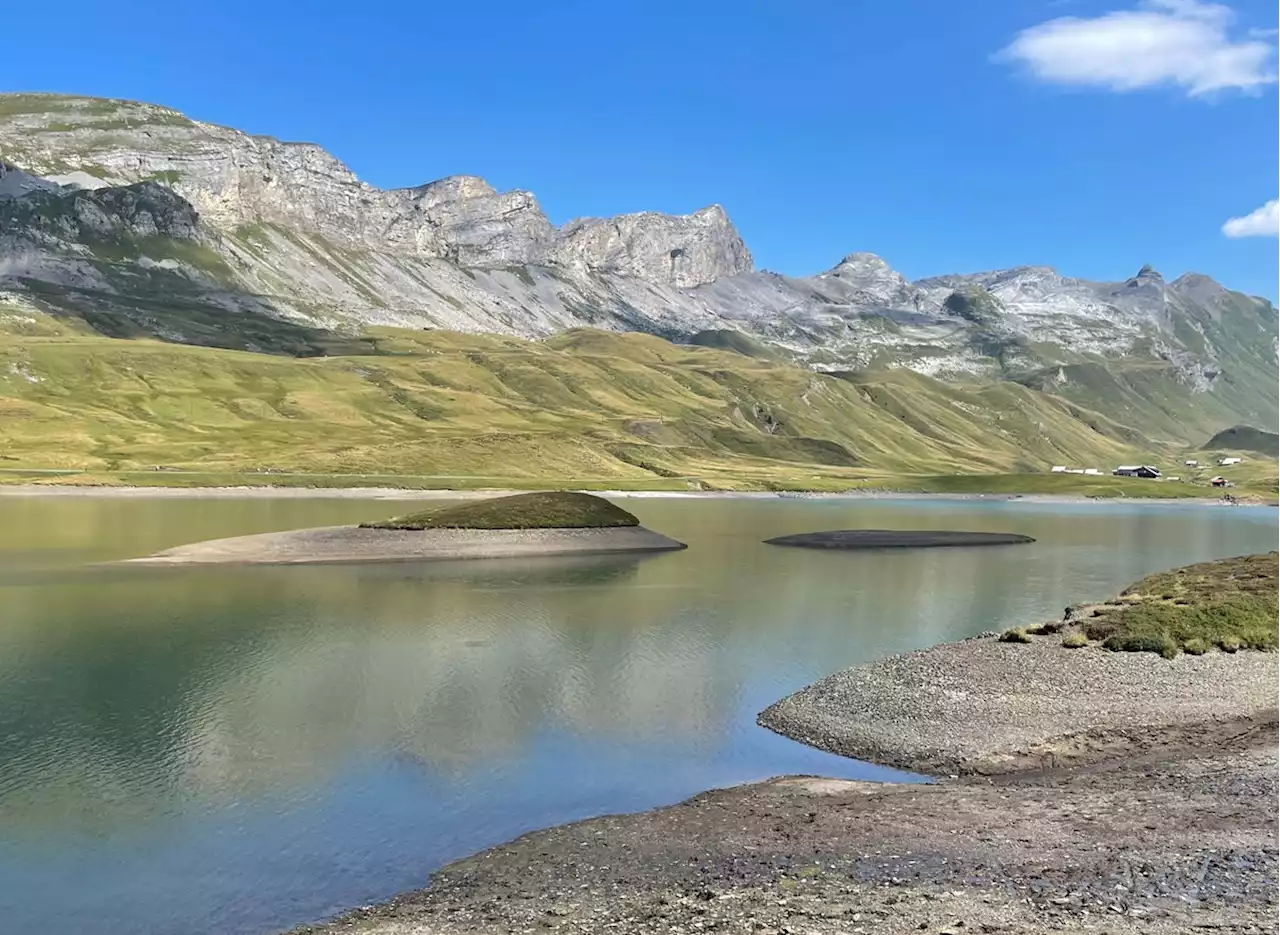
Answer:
(1, 92, 1276, 471)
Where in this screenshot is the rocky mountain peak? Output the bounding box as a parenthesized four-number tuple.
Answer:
(819, 252, 925, 310)
(400, 175, 498, 205)
(1115, 264, 1168, 301)
(1170, 271, 1230, 309)
(829, 252, 891, 274)
(549, 204, 752, 287)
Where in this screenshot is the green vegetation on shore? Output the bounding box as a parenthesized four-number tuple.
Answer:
(1048, 553, 1279, 658)
(1086, 553, 1278, 656)
(361, 491, 640, 530)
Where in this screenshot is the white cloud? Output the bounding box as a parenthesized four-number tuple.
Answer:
(1222, 199, 1280, 237)
(998, 0, 1277, 96)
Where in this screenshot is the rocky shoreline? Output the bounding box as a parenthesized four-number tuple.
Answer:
(292, 625, 1278, 934)
(296, 711, 1277, 935)
(123, 524, 686, 566)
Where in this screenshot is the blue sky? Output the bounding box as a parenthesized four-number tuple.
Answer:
(3, 0, 1277, 298)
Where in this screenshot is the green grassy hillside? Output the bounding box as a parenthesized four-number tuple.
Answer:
(0, 305, 1177, 486)
(1204, 425, 1279, 457)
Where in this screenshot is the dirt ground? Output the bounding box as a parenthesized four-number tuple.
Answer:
(296, 711, 1278, 935)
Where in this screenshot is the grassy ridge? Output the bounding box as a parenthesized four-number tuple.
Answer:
(0, 309, 1274, 495)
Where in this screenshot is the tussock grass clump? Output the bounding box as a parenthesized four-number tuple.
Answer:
(1182, 638, 1211, 656)
(1083, 553, 1277, 659)
(999, 627, 1032, 644)
(1061, 632, 1089, 649)
(362, 491, 640, 531)
(1103, 632, 1181, 659)
(1028, 620, 1064, 635)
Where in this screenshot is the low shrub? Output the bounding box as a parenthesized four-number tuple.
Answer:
(1083, 619, 1116, 641)
(1102, 633, 1180, 659)
(1028, 620, 1064, 635)
(1182, 637, 1211, 655)
(1061, 632, 1089, 649)
(1218, 634, 1242, 653)
(999, 627, 1032, 644)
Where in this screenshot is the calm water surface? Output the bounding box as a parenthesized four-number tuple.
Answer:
(0, 495, 1274, 935)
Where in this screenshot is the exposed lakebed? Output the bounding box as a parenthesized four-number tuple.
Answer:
(0, 495, 1274, 935)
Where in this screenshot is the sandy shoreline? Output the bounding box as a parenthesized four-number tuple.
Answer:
(123, 524, 687, 566)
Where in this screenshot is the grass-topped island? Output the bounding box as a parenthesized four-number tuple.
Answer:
(125, 491, 686, 566)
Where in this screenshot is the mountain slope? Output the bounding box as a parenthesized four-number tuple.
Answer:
(0, 303, 1151, 482)
(1, 92, 1276, 446)
(0, 93, 750, 342)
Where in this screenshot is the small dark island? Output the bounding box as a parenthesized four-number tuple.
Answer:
(125, 491, 686, 565)
(764, 529, 1035, 550)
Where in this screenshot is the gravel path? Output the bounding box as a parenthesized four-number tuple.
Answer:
(759, 633, 1280, 776)
(122, 525, 686, 565)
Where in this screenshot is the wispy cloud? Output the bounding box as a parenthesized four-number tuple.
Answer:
(1222, 199, 1280, 237)
(997, 0, 1277, 96)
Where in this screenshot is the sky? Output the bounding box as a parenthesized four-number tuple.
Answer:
(2, 0, 1277, 298)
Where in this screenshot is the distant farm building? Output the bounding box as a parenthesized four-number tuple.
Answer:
(1051, 466, 1101, 475)
(1114, 465, 1161, 479)
(1184, 460, 1199, 467)
(1211, 476, 1232, 488)
(1218, 457, 1243, 466)
(1051, 465, 1066, 473)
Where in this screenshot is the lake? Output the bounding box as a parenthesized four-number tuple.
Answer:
(0, 494, 1273, 935)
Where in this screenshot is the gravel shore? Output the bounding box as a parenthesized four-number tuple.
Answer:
(123, 525, 686, 565)
(759, 634, 1279, 777)
(296, 712, 1277, 935)
(287, 623, 1279, 935)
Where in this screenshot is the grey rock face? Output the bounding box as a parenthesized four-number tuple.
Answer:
(0, 94, 744, 284)
(0, 179, 200, 243)
(383, 176, 556, 267)
(550, 205, 752, 287)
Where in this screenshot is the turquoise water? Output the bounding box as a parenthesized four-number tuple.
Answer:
(0, 495, 1273, 934)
